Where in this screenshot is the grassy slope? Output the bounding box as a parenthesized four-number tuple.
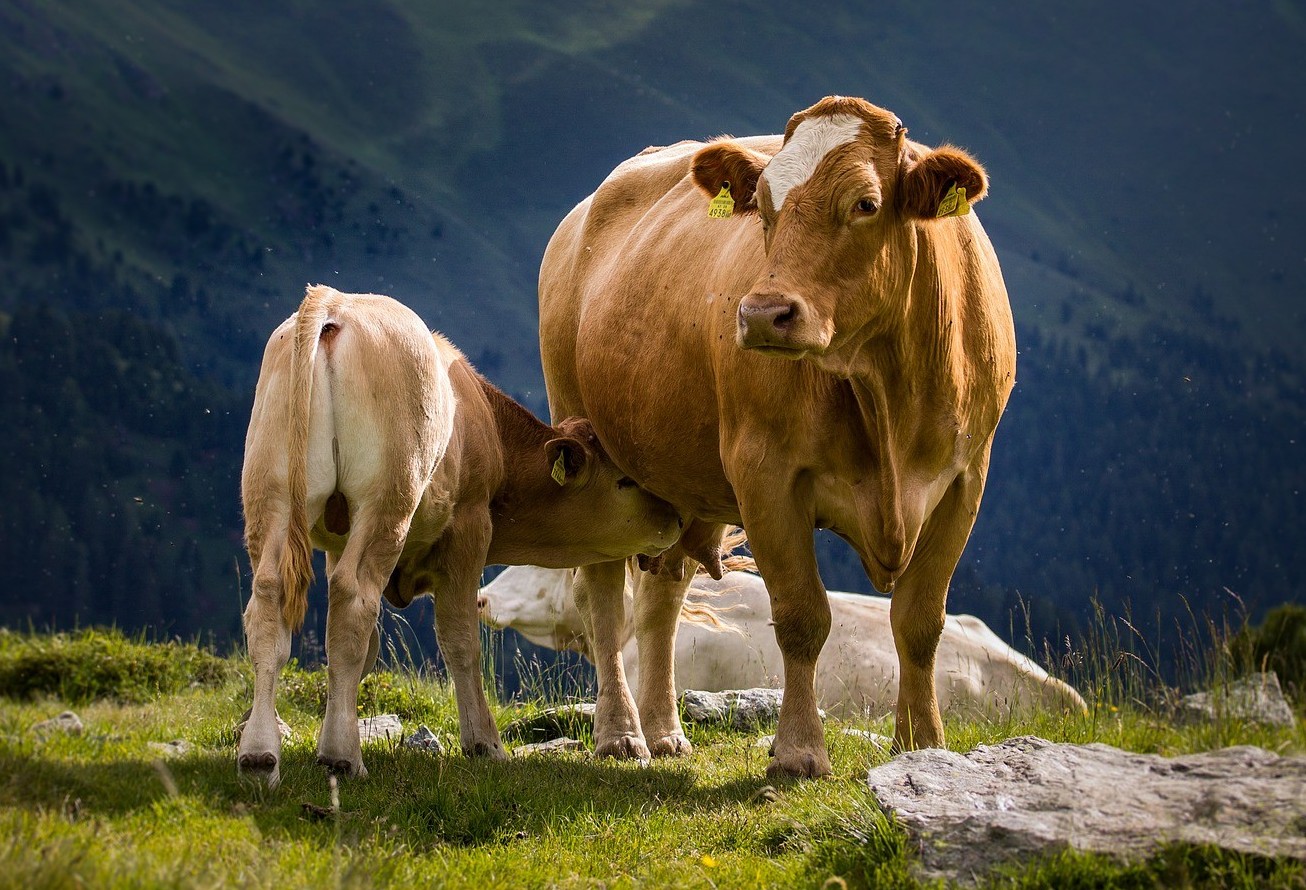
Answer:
(0, 631, 1303, 889)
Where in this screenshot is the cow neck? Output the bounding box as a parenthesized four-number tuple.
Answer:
(837, 257, 968, 582)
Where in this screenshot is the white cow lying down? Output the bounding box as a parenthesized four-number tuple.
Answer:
(479, 565, 1086, 720)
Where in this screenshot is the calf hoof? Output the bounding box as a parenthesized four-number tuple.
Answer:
(594, 733, 652, 762)
(648, 733, 693, 758)
(317, 755, 367, 779)
(766, 749, 832, 780)
(238, 750, 280, 786)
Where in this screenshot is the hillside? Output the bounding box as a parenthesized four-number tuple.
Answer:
(1, 0, 1303, 648)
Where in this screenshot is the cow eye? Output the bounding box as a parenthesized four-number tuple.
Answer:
(616, 476, 637, 490)
(854, 198, 879, 215)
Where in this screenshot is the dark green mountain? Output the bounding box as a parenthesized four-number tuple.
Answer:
(2, 1, 1302, 654)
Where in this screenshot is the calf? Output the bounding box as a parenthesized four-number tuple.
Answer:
(479, 565, 1086, 719)
(239, 285, 681, 784)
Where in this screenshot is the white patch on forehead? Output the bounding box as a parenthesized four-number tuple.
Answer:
(762, 113, 864, 213)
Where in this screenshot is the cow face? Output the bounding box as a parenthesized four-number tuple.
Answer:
(525, 418, 684, 566)
(691, 97, 988, 364)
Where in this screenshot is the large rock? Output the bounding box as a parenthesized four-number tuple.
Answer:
(1176, 671, 1297, 729)
(867, 735, 1306, 885)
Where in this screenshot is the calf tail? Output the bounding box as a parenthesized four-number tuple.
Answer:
(278, 285, 333, 631)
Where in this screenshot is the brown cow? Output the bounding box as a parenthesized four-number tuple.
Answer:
(539, 96, 1016, 777)
(239, 285, 682, 784)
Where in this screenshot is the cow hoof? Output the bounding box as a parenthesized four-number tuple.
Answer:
(766, 751, 832, 780)
(648, 733, 693, 758)
(594, 734, 652, 762)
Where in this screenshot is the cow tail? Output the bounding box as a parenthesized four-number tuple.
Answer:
(279, 285, 330, 631)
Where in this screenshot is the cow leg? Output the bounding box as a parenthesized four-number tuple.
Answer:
(889, 470, 986, 752)
(740, 506, 832, 779)
(238, 536, 293, 786)
(431, 509, 506, 760)
(633, 551, 705, 758)
(318, 519, 407, 778)
(575, 559, 649, 760)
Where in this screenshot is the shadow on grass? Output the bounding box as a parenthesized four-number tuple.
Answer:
(0, 738, 792, 849)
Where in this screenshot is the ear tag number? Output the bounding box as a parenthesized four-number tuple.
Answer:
(708, 182, 735, 219)
(551, 452, 567, 486)
(936, 182, 971, 218)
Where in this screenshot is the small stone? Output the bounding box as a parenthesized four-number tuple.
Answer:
(841, 728, 893, 749)
(148, 739, 193, 758)
(754, 734, 775, 749)
(403, 724, 445, 754)
(1176, 671, 1297, 729)
(32, 711, 83, 736)
(680, 688, 814, 732)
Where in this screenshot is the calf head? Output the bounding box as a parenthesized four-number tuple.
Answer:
(691, 95, 988, 364)
(504, 417, 683, 567)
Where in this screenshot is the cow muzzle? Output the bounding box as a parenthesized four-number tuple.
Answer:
(737, 291, 830, 355)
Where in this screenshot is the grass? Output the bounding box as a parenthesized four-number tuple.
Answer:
(0, 623, 1303, 889)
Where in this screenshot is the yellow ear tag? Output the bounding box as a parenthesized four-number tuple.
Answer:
(551, 452, 567, 486)
(936, 183, 971, 218)
(707, 182, 735, 219)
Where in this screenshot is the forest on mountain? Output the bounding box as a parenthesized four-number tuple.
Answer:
(1, 1, 1302, 671)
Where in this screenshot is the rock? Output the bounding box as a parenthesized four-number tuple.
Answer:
(1176, 671, 1297, 729)
(403, 724, 445, 754)
(867, 735, 1306, 885)
(502, 703, 596, 742)
(148, 739, 193, 758)
(32, 711, 83, 736)
(754, 734, 775, 749)
(513, 737, 584, 757)
(358, 714, 403, 744)
(680, 688, 802, 732)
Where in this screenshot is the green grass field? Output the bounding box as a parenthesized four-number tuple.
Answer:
(1, 627, 1303, 889)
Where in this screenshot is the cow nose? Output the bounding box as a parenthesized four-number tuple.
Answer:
(738, 292, 800, 346)
(476, 594, 489, 616)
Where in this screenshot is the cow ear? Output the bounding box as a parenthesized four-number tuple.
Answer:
(543, 436, 587, 487)
(898, 145, 988, 221)
(691, 141, 768, 214)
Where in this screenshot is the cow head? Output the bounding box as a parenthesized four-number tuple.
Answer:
(516, 417, 683, 566)
(691, 96, 988, 363)
(477, 563, 640, 655)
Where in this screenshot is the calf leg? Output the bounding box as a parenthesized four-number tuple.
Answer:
(431, 510, 506, 760)
(575, 560, 648, 760)
(318, 521, 406, 778)
(632, 554, 699, 758)
(238, 537, 293, 786)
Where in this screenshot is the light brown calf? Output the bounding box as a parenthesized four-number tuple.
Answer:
(539, 96, 1016, 776)
(239, 285, 681, 784)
